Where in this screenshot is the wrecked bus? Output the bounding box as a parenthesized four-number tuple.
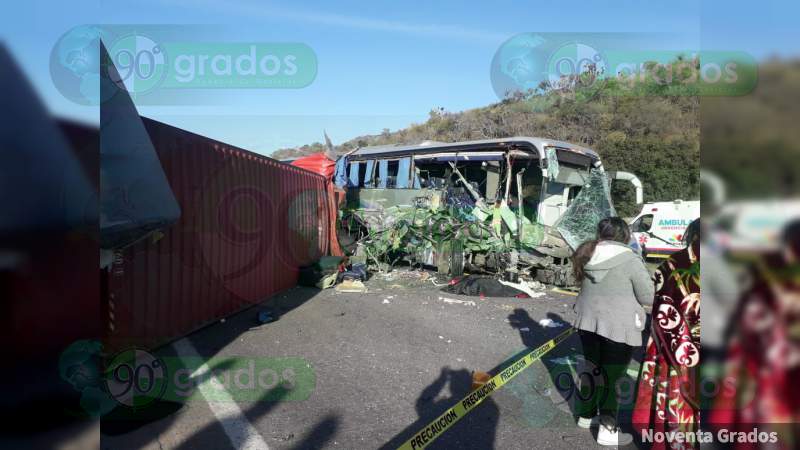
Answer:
(332, 137, 619, 286)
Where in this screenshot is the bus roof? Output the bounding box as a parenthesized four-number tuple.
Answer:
(346, 137, 599, 161)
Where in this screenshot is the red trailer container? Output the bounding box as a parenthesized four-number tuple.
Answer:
(107, 118, 333, 349)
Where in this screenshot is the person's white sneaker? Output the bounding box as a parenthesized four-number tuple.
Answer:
(596, 418, 633, 446)
(576, 416, 598, 429)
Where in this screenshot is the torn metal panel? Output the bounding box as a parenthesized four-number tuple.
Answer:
(545, 146, 560, 181)
(448, 161, 486, 208)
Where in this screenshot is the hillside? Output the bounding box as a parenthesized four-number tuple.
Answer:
(701, 59, 800, 200)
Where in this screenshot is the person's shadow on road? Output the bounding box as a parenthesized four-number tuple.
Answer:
(506, 309, 586, 422)
(507, 308, 642, 448)
(380, 366, 499, 450)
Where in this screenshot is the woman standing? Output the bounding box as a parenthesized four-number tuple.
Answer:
(633, 218, 701, 449)
(572, 217, 655, 446)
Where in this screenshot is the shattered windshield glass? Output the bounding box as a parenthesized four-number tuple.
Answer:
(555, 168, 617, 250)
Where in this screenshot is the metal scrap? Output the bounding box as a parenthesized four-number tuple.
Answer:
(438, 296, 477, 306)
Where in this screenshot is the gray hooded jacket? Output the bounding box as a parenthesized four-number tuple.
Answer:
(572, 240, 655, 346)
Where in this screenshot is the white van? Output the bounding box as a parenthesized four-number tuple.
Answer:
(629, 200, 700, 258)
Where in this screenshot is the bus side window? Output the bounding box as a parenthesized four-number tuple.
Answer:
(377, 160, 401, 188)
(386, 160, 399, 188)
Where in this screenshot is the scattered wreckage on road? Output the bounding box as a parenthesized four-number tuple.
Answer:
(331, 137, 639, 287)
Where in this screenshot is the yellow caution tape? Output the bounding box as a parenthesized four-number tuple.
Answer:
(397, 327, 575, 450)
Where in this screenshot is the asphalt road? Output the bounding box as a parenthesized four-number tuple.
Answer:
(100, 270, 644, 449)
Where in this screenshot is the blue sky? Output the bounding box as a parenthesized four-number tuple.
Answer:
(1, 0, 796, 156)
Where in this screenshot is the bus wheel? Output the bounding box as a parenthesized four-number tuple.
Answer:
(449, 240, 465, 277)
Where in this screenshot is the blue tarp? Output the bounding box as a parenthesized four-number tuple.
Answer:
(334, 157, 348, 187)
(348, 161, 360, 187)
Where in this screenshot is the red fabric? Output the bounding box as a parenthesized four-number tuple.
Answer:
(709, 255, 800, 449)
(634, 245, 701, 449)
(291, 152, 336, 178)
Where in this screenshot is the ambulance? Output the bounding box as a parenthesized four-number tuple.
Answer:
(629, 200, 700, 258)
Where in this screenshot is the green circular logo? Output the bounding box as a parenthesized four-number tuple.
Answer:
(546, 42, 606, 88)
(105, 348, 168, 409)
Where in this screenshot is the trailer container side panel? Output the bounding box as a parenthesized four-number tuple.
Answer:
(108, 118, 331, 349)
